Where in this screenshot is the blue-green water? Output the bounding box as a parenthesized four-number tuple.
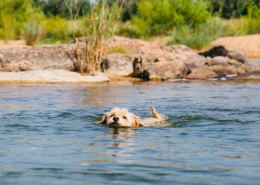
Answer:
(0, 81, 259, 185)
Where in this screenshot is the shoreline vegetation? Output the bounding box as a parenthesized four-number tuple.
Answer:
(1, 0, 260, 47)
(0, 0, 260, 83)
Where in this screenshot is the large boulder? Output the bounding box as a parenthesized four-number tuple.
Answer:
(100, 37, 259, 80)
(105, 36, 201, 80)
(0, 45, 75, 72)
(187, 60, 252, 80)
(131, 57, 191, 80)
(99, 54, 133, 77)
(187, 67, 217, 79)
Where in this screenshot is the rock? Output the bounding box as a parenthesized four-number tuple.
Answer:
(233, 71, 260, 81)
(0, 36, 258, 82)
(0, 45, 75, 72)
(99, 54, 133, 77)
(199, 46, 228, 57)
(0, 70, 109, 83)
(227, 59, 241, 65)
(107, 36, 198, 80)
(209, 65, 244, 76)
(199, 45, 247, 64)
(137, 59, 191, 80)
(225, 46, 248, 64)
(205, 56, 229, 66)
(187, 67, 217, 79)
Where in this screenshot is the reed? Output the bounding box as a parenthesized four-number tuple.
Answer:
(74, 0, 122, 74)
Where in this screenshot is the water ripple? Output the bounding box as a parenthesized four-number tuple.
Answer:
(0, 82, 259, 185)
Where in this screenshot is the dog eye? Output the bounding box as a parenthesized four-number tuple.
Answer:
(123, 116, 127, 119)
(110, 114, 114, 118)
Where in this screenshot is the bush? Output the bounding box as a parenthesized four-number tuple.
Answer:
(223, 2, 260, 36)
(168, 17, 228, 49)
(0, 0, 45, 41)
(0, 12, 16, 41)
(42, 16, 71, 43)
(127, 0, 210, 37)
(22, 21, 42, 46)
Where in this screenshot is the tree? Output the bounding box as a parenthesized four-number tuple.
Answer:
(209, 0, 260, 19)
(97, 0, 139, 22)
(0, 0, 44, 40)
(130, 0, 210, 37)
(33, 0, 91, 18)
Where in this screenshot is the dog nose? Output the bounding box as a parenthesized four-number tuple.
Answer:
(113, 117, 119, 122)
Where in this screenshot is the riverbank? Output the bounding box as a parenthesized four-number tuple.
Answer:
(0, 35, 260, 83)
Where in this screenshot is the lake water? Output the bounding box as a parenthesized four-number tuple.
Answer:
(0, 81, 259, 185)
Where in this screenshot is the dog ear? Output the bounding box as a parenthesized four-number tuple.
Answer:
(96, 113, 107, 124)
(132, 115, 146, 127)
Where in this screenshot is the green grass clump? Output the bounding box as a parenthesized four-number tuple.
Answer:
(22, 21, 42, 46)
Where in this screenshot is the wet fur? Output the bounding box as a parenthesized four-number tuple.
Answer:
(96, 106, 164, 128)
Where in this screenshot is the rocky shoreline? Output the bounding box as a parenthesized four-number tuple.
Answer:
(0, 36, 260, 83)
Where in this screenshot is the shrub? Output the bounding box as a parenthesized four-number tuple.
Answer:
(168, 17, 228, 49)
(0, 0, 45, 41)
(22, 21, 42, 46)
(42, 16, 71, 43)
(224, 2, 260, 36)
(0, 12, 16, 41)
(128, 0, 210, 37)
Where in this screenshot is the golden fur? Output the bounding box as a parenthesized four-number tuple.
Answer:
(96, 106, 165, 127)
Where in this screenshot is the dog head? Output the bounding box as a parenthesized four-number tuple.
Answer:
(96, 107, 145, 128)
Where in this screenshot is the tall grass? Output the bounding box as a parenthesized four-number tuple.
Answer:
(74, 0, 122, 74)
(22, 21, 42, 46)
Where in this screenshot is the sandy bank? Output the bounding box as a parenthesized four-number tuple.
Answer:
(211, 34, 260, 58)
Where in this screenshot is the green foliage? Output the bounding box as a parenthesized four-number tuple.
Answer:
(1, 0, 260, 49)
(224, 1, 260, 36)
(42, 16, 70, 43)
(128, 0, 210, 37)
(0, 0, 45, 41)
(209, 0, 248, 19)
(33, 0, 91, 18)
(104, 0, 139, 21)
(168, 17, 228, 49)
(0, 11, 16, 41)
(247, 0, 260, 19)
(208, 0, 260, 19)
